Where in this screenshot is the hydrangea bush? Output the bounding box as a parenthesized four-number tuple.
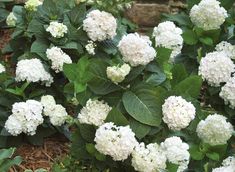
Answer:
(0, 0, 235, 171)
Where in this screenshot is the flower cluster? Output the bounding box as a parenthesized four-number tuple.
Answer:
(215, 41, 235, 60)
(212, 156, 235, 172)
(85, 40, 97, 55)
(0, 64, 5, 73)
(220, 76, 235, 109)
(46, 21, 68, 38)
(153, 21, 183, 61)
(161, 136, 190, 172)
(118, 33, 156, 66)
(190, 0, 228, 30)
(41, 95, 68, 126)
(78, 99, 112, 126)
(106, 63, 131, 84)
(198, 51, 235, 86)
(6, 12, 17, 26)
(24, 0, 42, 11)
(196, 114, 234, 146)
(46, 47, 72, 73)
(83, 10, 117, 41)
(15, 58, 53, 87)
(5, 100, 44, 136)
(94, 122, 137, 161)
(131, 142, 167, 172)
(162, 96, 196, 131)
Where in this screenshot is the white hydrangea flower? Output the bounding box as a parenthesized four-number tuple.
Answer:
(78, 99, 112, 126)
(83, 10, 117, 41)
(40, 95, 56, 109)
(94, 122, 137, 161)
(212, 156, 235, 172)
(24, 0, 42, 11)
(85, 40, 96, 55)
(46, 21, 68, 38)
(215, 41, 235, 60)
(131, 142, 167, 172)
(46, 47, 72, 73)
(220, 76, 235, 109)
(41, 95, 68, 126)
(162, 96, 196, 131)
(106, 63, 131, 84)
(190, 0, 228, 30)
(198, 51, 235, 87)
(4, 115, 23, 136)
(153, 21, 183, 62)
(0, 64, 6, 73)
(6, 12, 17, 26)
(161, 136, 190, 172)
(212, 166, 234, 172)
(196, 114, 234, 146)
(118, 33, 156, 67)
(15, 58, 53, 87)
(5, 100, 44, 136)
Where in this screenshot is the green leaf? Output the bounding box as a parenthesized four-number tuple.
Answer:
(123, 65, 145, 83)
(166, 162, 179, 172)
(86, 143, 96, 155)
(105, 108, 129, 126)
(182, 29, 198, 45)
(0, 156, 22, 171)
(0, 148, 15, 160)
(130, 119, 151, 139)
(173, 75, 202, 98)
(157, 47, 172, 66)
(67, 4, 86, 27)
(162, 13, 192, 26)
(31, 38, 49, 59)
(187, 0, 200, 9)
(171, 64, 188, 86)
(122, 89, 162, 127)
(189, 144, 205, 160)
(88, 59, 121, 95)
(199, 37, 213, 46)
(206, 152, 220, 161)
(145, 72, 166, 86)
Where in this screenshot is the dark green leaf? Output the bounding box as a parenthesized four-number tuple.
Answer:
(105, 108, 129, 126)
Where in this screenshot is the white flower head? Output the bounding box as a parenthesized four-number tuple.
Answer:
(41, 95, 68, 126)
(46, 21, 68, 38)
(153, 21, 183, 62)
(118, 33, 156, 67)
(131, 142, 167, 172)
(25, 0, 42, 11)
(220, 76, 235, 109)
(161, 136, 190, 172)
(78, 99, 112, 126)
(0, 64, 6, 73)
(85, 40, 96, 55)
(83, 9, 117, 41)
(162, 96, 196, 131)
(215, 41, 235, 60)
(15, 58, 54, 87)
(40, 95, 56, 109)
(190, 0, 228, 30)
(5, 100, 44, 136)
(106, 63, 131, 84)
(212, 156, 235, 172)
(198, 51, 235, 87)
(46, 47, 72, 73)
(6, 12, 17, 26)
(94, 122, 137, 161)
(196, 114, 234, 146)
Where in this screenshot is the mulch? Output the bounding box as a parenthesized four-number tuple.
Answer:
(13, 137, 69, 172)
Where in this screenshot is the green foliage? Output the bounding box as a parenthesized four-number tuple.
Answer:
(0, 147, 22, 172)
